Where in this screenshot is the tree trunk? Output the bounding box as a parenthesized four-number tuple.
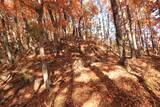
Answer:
(1, 19, 14, 64)
(15, 0, 25, 50)
(132, 22, 139, 57)
(144, 31, 150, 56)
(126, 4, 138, 58)
(78, 16, 83, 39)
(37, 1, 50, 89)
(144, 12, 155, 54)
(110, 0, 126, 65)
(119, 2, 132, 58)
(137, 20, 145, 54)
(39, 47, 50, 89)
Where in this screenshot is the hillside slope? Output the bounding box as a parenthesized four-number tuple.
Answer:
(0, 37, 160, 107)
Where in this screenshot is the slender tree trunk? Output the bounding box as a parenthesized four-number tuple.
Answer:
(37, 1, 50, 89)
(102, 13, 106, 40)
(133, 22, 139, 56)
(78, 16, 83, 39)
(135, 21, 142, 56)
(147, 18, 156, 54)
(22, 13, 30, 49)
(107, 14, 110, 44)
(110, 0, 126, 65)
(144, 31, 150, 56)
(1, 19, 14, 63)
(107, 14, 112, 49)
(119, 2, 132, 58)
(1, 0, 14, 64)
(89, 18, 92, 38)
(14, 0, 25, 52)
(126, 4, 138, 58)
(137, 20, 145, 53)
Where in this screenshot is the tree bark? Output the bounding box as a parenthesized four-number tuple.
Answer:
(37, 0, 50, 89)
(1, 19, 14, 63)
(110, 0, 126, 65)
(126, 4, 138, 58)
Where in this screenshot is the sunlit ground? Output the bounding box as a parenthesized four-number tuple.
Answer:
(0, 40, 160, 107)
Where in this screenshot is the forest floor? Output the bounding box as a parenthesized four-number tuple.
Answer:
(0, 38, 160, 107)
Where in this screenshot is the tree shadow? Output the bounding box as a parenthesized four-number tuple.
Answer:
(88, 65, 149, 107)
(1, 35, 159, 107)
(138, 55, 160, 71)
(0, 73, 32, 106)
(150, 55, 160, 71)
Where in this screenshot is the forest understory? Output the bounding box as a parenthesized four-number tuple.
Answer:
(0, 0, 160, 107)
(0, 36, 160, 107)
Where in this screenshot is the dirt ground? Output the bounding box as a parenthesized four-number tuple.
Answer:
(0, 51, 160, 107)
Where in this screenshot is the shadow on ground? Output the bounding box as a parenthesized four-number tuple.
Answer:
(0, 38, 159, 107)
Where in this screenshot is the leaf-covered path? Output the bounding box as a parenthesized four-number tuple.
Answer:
(0, 51, 160, 107)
